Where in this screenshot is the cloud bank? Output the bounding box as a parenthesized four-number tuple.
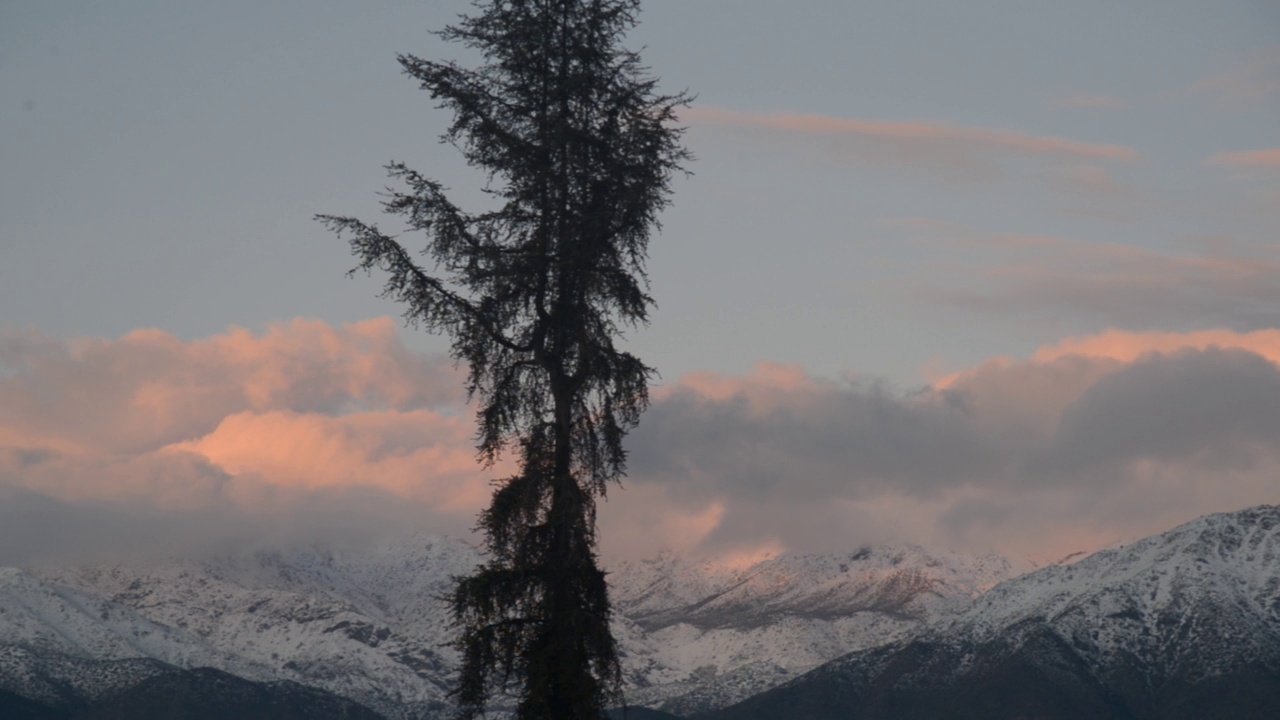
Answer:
(3, 319, 1278, 564)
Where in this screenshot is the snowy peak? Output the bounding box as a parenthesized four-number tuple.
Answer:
(952, 504, 1280, 658)
(711, 505, 1280, 720)
(607, 544, 1019, 715)
(608, 550, 744, 619)
(928, 504, 1280, 692)
(612, 544, 1016, 631)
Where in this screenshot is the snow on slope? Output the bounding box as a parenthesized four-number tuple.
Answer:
(3, 536, 1018, 717)
(936, 504, 1280, 676)
(707, 505, 1280, 720)
(27, 534, 477, 719)
(0, 566, 261, 674)
(0, 567, 272, 706)
(610, 544, 1018, 713)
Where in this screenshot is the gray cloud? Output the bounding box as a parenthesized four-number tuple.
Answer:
(625, 346, 1280, 558)
(1042, 164, 1150, 222)
(0, 483, 472, 567)
(631, 380, 997, 501)
(881, 221, 1280, 332)
(1030, 348, 1280, 476)
(918, 233, 1280, 332)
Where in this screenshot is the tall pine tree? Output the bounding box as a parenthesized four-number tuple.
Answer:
(317, 2, 689, 717)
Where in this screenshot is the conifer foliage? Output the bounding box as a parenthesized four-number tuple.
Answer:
(318, 2, 689, 717)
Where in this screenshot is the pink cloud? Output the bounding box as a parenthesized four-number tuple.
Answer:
(0, 319, 485, 549)
(685, 106, 1139, 163)
(0, 318, 462, 456)
(1207, 148, 1280, 168)
(598, 487, 726, 560)
(1032, 328, 1280, 365)
(658, 362, 813, 406)
(167, 409, 492, 512)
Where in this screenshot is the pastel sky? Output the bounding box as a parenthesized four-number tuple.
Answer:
(2, 1, 1278, 565)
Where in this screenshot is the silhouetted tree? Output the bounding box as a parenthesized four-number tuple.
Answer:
(317, 1, 689, 718)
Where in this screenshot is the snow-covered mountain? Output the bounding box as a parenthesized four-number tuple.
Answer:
(0, 536, 1014, 718)
(709, 505, 1280, 720)
(611, 545, 1016, 714)
(10, 536, 471, 719)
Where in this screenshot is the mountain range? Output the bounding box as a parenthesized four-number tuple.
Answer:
(2, 505, 1277, 719)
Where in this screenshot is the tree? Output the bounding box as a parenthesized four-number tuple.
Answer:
(317, 1, 689, 718)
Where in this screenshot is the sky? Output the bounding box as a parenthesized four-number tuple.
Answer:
(2, 1, 1278, 565)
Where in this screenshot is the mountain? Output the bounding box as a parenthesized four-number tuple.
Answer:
(12, 537, 471, 719)
(0, 661, 389, 720)
(0, 537, 1013, 718)
(610, 545, 1016, 714)
(704, 505, 1280, 720)
(0, 566, 267, 685)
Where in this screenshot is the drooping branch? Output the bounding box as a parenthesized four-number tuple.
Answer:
(317, 214, 533, 355)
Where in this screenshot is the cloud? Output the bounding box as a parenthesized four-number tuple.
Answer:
(0, 317, 463, 456)
(1053, 94, 1126, 109)
(0, 319, 485, 564)
(169, 409, 488, 510)
(686, 107, 1138, 162)
(1045, 165, 1131, 196)
(1030, 348, 1280, 474)
(1189, 46, 1280, 106)
(1208, 148, 1280, 169)
(635, 364, 995, 501)
(4, 320, 1280, 566)
(0, 483, 463, 566)
(1030, 327, 1280, 364)
(623, 333, 1280, 560)
(684, 106, 1137, 180)
(913, 230, 1280, 331)
(1041, 165, 1148, 222)
(597, 486, 726, 559)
